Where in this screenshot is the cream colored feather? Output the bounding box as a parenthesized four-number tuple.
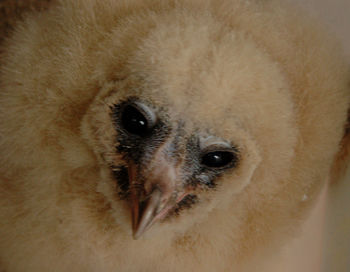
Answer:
(0, 0, 349, 271)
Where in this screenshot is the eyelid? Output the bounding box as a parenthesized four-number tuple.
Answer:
(130, 101, 157, 127)
(199, 135, 232, 150)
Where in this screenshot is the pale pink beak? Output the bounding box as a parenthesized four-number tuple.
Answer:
(128, 158, 189, 239)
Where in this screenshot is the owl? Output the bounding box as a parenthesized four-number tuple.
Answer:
(0, 0, 349, 271)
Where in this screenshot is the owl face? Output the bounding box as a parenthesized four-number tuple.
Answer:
(81, 57, 294, 239)
(111, 96, 241, 238)
(79, 11, 298, 238)
(83, 87, 250, 238)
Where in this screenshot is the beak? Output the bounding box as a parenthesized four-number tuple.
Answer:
(128, 159, 188, 239)
(132, 188, 162, 239)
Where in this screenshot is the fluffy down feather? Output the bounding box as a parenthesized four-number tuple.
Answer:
(0, 0, 349, 271)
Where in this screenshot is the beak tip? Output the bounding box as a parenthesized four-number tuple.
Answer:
(132, 227, 146, 240)
(131, 188, 163, 239)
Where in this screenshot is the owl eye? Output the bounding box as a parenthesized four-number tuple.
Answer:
(201, 151, 236, 169)
(121, 103, 156, 136)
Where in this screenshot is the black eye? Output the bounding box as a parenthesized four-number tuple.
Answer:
(121, 103, 155, 136)
(201, 151, 236, 169)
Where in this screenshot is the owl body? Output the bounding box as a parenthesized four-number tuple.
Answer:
(0, 0, 349, 271)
